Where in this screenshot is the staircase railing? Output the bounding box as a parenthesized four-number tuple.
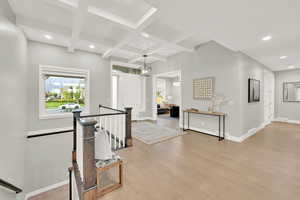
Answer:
(70, 105, 132, 200)
(0, 179, 22, 194)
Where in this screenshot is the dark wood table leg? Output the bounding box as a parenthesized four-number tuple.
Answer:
(188, 112, 190, 130)
(183, 111, 185, 131)
(223, 115, 225, 140)
(218, 115, 221, 141)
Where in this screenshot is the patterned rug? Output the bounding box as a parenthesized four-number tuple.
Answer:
(132, 122, 185, 145)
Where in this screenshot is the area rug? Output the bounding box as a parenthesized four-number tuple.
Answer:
(132, 122, 185, 145)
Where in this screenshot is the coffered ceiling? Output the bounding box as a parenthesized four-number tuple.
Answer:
(8, 0, 300, 71)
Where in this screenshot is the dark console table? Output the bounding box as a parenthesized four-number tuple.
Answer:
(182, 109, 226, 141)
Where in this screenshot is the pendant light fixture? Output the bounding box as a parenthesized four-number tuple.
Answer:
(141, 55, 152, 75)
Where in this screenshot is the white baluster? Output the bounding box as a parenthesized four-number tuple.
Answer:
(114, 115, 117, 150)
(109, 116, 112, 149)
(104, 116, 108, 145)
(118, 115, 121, 149)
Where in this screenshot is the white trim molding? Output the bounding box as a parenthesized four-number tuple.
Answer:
(180, 122, 269, 143)
(273, 118, 300, 125)
(25, 180, 68, 200)
(179, 124, 232, 141)
(237, 122, 268, 142)
(39, 65, 90, 120)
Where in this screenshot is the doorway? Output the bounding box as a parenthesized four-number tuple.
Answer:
(263, 69, 275, 124)
(111, 62, 146, 121)
(152, 71, 182, 130)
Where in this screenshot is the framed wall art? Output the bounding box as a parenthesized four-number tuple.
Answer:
(193, 77, 215, 100)
(248, 78, 260, 103)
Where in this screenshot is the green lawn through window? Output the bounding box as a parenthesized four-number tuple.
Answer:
(46, 101, 85, 109)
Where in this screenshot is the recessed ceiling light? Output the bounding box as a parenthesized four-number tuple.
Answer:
(44, 34, 53, 40)
(262, 35, 272, 41)
(141, 32, 150, 38)
(280, 56, 287, 59)
(288, 65, 295, 69)
(89, 44, 95, 49)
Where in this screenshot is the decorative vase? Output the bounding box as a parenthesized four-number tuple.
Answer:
(95, 129, 113, 160)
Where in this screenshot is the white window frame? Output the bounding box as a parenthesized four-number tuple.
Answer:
(39, 65, 90, 119)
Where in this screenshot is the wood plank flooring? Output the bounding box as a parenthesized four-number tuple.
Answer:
(29, 122, 300, 200)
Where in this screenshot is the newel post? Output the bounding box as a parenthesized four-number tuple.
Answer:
(80, 119, 97, 200)
(72, 110, 82, 162)
(125, 107, 133, 147)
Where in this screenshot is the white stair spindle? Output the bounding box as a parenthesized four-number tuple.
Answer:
(109, 116, 112, 149)
(99, 116, 102, 131)
(117, 115, 121, 149)
(114, 115, 117, 150)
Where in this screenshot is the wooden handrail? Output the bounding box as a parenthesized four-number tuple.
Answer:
(71, 105, 132, 200)
(79, 112, 126, 119)
(0, 179, 22, 194)
(99, 105, 127, 114)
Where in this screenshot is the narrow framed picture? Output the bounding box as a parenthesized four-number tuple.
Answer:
(248, 78, 260, 103)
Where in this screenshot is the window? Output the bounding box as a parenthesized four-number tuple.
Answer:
(173, 81, 181, 87)
(111, 63, 146, 121)
(112, 75, 118, 109)
(39, 66, 90, 119)
(156, 78, 166, 104)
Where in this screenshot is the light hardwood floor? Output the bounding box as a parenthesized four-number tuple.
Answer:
(29, 122, 300, 200)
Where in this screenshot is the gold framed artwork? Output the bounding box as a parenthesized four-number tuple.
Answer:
(193, 77, 215, 99)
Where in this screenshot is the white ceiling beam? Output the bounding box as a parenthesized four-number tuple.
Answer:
(17, 16, 151, 59)
(68, 0, 89, 52)
(102, 9, 159, 59)
(16, 16, 72, 37)
(41, 0, 76, 12)
(129, 54, 166, 63)
(148, 55, 167, 62)
(128, 55, 145, 64)
(7, 0, 18, 14)
(147, 34, 194, 55)
(41, 0, 191, 59)
(102, 36, 132, 58)
(129, 33, 194, 64)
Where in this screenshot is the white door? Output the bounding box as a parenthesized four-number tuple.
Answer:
(264, 69, 275, 123)
(117, 73, 145, 120)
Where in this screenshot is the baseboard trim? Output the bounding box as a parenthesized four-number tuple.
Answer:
(180, 122, 269, 143)
(273, 118, 300, 125)
(25, 180, 68, 200)
(179, 125, 233, 141)
(239, 122, 268, 142)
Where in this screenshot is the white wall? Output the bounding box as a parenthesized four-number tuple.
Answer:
(138, 77, 153, 119)
(25, 134, 72, 195)
(236, 52, 268, 135)
(151, 41, 242, 137)
(275, 69, 300, 121)
(170, 78, 181, 105)
(0, 0, 15, 23)
(25, 41, 111, 194)
(263, 69, 275, 123)
(0, 1, 27, 199)
(27, 41, 111, 131)
(150, 41, 273, 139)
